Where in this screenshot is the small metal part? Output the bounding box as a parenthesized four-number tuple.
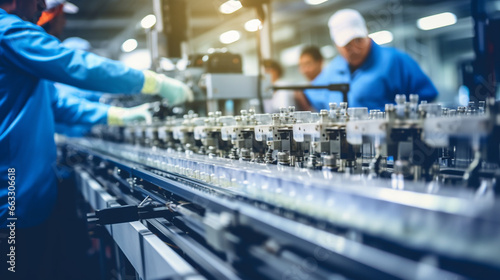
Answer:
(322, 155, 336, 166)
(240, 148, 251, 161)
(395, 94, 406, 105)
(272, 114, 281, 125)
(409, 94, 419, 104)
(265, 149, 275, 164)
(457, 106, 466, 115)
(207, 146, 217, 157)
(229, 147, 239, 160)
(319, 110, 329, 123)
(277, 152, 290, 166)
(305, 155, 319, 170)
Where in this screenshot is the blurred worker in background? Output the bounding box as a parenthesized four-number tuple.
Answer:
(305, 9, 438, 111)
(299, 46, 324, 82)
(263, 59, 316, 113)
(263, 59, 296, 113)
(0, 0, 192, 279)
(296, 46, 324, 111)
(38, 0, 78, 38)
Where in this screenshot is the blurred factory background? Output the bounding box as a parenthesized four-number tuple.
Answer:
(5, 0, 500, 279)
(63, 0, 488, 106)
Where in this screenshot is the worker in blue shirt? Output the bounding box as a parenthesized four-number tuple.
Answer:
(0, 0, 192, 278)
(0, 0, 191, 227)
(305, 9, 438, 111)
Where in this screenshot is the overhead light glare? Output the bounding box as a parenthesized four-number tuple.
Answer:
(219, 1, 242, 14)
(417, 12, 457, 30)
(121, 39, 138, 53)
(141, 14, 157, 29)
(368, 30, 394, 45)
(305, 0, 328, 5)
(219, 30, 241, 44)
(244, 19, 261, 32)
(304, 0, 328, 6)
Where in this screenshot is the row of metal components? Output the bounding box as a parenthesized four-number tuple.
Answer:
(91, 95, 500, 190)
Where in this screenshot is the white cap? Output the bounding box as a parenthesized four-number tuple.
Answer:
(45, 0, 79, 14)
(328, 9, 368, 47)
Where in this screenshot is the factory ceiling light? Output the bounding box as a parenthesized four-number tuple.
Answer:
(140, 14, 157, 29)
(244, 19, 261, 32)
(219, 30, 241, 44)
(368, 30, 394, 45)
(305, 0, 328, 5)
(417, 12, 457, 30)
(121, 39, 138, 53)
(219, 1, 242, 14)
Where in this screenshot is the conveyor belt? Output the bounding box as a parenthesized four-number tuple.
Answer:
(63, 139, 500, 279)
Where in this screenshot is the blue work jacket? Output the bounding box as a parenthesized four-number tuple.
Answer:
(0, 9, 144, 228)
(54, 84, 106, 137)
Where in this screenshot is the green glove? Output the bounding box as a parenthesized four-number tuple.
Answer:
(142, 70, 194, 106)
(107, 104, 152, 126)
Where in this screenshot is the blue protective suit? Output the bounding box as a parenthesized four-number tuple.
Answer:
(304, 41, 438, 111)
(0, 9, 144, 228)
(54, 83, 105, 137)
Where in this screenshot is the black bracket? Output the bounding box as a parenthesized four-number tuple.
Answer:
(87, 203, 176, 226)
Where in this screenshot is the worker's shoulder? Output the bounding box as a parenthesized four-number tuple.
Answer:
(378, 45, 415, 62)
(0, 11, 23, 26)
(324, 55, 348, 72)
(0, 12, 37, 34)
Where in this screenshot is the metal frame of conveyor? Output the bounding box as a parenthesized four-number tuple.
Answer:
(59, 139, 500, 280)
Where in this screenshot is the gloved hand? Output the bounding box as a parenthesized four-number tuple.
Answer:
(142, 70, 194, 106)
(107, 104, 152, 126)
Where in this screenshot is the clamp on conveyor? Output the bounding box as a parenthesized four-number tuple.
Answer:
(87, 196, 178, 225)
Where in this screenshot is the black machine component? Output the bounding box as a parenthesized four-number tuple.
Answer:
(202, 52, 243, 74)
(469, 0, 500, 101)
(187, 54, 205, 68)
(161, 0, 188, 58)
(87, 202, 177, 226)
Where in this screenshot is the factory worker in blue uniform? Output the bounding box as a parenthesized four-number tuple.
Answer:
(0, 0, 192, 278)
(305, 9, 438, 111)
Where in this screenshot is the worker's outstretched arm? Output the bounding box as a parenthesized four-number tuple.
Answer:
(49, 81, 152, 126)
(2, 17, 193, 104)
(49, 80, 110, 125)
(1, 20, 144, 93)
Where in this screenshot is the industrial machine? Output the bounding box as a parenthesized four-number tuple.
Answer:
(58, 95, 500, 280)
